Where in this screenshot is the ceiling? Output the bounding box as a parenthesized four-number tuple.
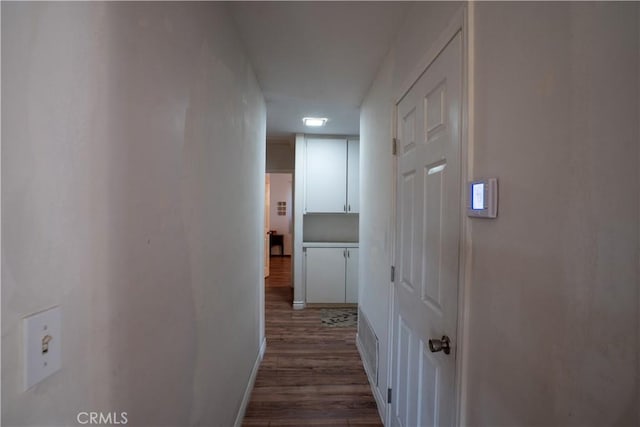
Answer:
(228, 2, 409, 139)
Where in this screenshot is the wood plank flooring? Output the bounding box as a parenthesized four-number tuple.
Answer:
(265, 256, 293, 288)
(244, 257, 382, 427)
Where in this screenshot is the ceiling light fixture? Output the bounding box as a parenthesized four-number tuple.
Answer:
(303, 117, 328, 127)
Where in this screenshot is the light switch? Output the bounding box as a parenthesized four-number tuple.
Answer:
(24, 306, 61, 390)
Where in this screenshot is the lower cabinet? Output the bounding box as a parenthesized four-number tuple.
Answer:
(345, 248, 359, 303)
(305, 246, 358, 304)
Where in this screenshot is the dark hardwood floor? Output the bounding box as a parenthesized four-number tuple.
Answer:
(265, 256, 292, 288)
(243, 257, 382, 427)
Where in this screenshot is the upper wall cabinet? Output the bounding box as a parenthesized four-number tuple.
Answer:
(305, 138, 346, 213)
(305, 137, 359, 214)
(347, 139, 359, 213)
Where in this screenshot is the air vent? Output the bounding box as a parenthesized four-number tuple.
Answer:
(357, 308, 379, 385)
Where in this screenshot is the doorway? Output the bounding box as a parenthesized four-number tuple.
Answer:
(265, 172, 293, 288)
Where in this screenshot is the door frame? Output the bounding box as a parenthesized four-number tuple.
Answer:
(387, 5, 473, 426)
(265, 173, 270, 278)
(266, 167, 295, 289)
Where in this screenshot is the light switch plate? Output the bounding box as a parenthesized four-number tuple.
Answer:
(23, 306, 61, 390)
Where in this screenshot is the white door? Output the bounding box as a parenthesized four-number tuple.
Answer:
(305, 138, 347, 213)
(392, 32, 462, 427)
(305, 247, 346, 303)
(347, 139, 360, 213)
(345, 248, 359, 303)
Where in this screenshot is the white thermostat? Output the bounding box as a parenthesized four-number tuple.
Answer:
(467, 178, 498, 218)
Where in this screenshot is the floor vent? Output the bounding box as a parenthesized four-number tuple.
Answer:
(358, 307, 379, 386)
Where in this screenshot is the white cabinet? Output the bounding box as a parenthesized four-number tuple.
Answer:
(304, 137, 359, 214)
(305, 138, 347, 213)
(305, 247, 346, 303)
(305, 246, 359, 304)
(345, 247, 359, 303)
(347, 139, 359, 213)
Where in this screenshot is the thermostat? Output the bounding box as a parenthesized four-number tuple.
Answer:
(467, 178, 498, 218)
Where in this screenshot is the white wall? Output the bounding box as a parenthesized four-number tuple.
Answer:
(266, 139, 295, 172)
(2, 3, 266, 426)
(293, 134, 306, 307)
(466, 3, 638, 425)
(359, 2, 639, 425)
(390, 1, 464, 95)
(268, 173, 293, 255)
(359, 52, 395, 413)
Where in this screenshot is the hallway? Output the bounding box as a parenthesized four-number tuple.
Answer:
(2, 3, 639, 426)
(243, 258, 381, 426)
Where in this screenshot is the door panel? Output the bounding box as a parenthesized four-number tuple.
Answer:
(418, 344, 439, 427)
(395, 317, 409, 426)
(395, 317, 420, 427)
(392, 32, 462, 427)
(422, 161, 445, 308)
(400, 171, 417, 291)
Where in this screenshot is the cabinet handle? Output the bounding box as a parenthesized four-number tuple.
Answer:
(348, 204, 351, 212)
(343, 249, 346, 258)
(347, 250, 350, 258)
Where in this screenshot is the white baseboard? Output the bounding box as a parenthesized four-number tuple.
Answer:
(357, 334, 386, 424)
(292, 300, 305, 310)
(234, 337, 266, 427)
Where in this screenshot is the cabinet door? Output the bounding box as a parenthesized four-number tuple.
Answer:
(347, 139, 360, 213)
(345, 248, 359, 303)
(305, 138, 347, 213)
(306, 247, 346, 303)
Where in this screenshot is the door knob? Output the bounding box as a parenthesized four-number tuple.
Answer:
(428, 335, 451, 355)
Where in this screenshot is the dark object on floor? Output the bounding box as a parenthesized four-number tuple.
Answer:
(321, 308, 358, 327)
(269, 232, 284, 256)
